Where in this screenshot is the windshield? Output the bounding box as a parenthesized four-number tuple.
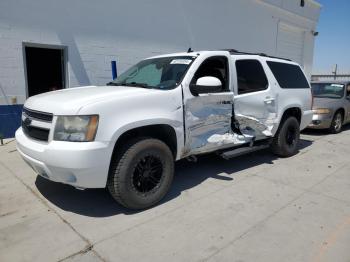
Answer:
(311, 83, 345, 99)
(108, 56, 195, 90)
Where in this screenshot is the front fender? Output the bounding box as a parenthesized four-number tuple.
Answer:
(78, 87, 185, 160)
(109, 118, 184, 160)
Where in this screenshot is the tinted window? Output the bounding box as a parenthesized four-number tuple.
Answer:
(267, 61, 310, 89)
(236, 60, 268, 95)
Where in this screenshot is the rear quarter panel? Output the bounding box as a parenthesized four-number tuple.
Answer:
(263, 60, 313, 131)
(278, 88, 313, 130)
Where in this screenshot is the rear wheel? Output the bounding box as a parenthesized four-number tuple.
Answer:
(271, 116, 300, 157)
(107, 138, 174, 209)
(329, 111, 343, 134)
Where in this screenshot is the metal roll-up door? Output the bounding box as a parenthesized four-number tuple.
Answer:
(277, 22, 305, 65)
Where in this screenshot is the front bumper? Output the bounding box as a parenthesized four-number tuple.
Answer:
(308, 113, 332, 129)
(300, 110, 314, 130)
(15, 128, 113, 189)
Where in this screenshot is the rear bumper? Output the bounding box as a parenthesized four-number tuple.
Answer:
(308, 113, 332, 129)
(15, 128, 113, 189)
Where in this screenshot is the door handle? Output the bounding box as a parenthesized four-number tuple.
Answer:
(264, 97, 275, 104)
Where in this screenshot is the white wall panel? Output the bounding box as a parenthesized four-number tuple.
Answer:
(0, 0, 320, 105)
(277, 22, 305, 65)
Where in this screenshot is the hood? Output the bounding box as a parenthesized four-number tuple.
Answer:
(24, 85, 155, 115)
(312, 97, 343, 110)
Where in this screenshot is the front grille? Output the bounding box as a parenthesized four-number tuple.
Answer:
(22, 107, 52, 141)
(22, 122, 50, 141)
(23, 107, 53, 122)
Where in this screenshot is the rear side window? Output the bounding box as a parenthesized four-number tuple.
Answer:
(267, 61, 310, 89)
(236, 60, 268, 95)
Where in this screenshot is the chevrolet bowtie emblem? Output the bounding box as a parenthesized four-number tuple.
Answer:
(23, 117, 32, 126)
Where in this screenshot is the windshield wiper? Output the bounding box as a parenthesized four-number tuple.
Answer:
(122, 82, 153, 88)
(106, 81, 119, 86)
(106, 82, 153, 88)
(129, 82, 151, 88)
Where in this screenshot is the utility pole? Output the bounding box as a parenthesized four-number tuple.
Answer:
(332, 64, 338, 80)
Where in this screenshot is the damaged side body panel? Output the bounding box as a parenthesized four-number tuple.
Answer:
(184, 95, 276, 156)
(181, 52, 279, 157)
(235, 114, 273, 139)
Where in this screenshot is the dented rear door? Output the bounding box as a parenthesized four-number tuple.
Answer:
(232, 57, 279, 139)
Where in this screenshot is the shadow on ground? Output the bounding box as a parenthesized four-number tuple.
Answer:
(35, 139, 313, 217)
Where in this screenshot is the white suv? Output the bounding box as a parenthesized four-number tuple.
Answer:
(16, 50, 313, 209)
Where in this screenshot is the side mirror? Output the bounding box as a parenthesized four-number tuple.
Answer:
(190, 76, 222, 96)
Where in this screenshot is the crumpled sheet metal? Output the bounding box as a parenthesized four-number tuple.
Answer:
(184, 97, 274, 155)
(235, 114, 273, 138)
(184, 96, 232, 155)
(207, 132, 252, 146)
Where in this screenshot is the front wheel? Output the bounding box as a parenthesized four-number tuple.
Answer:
(107, 138, 174, 210)
(329, 111, 343, 134)
(271, 116, 300, 157)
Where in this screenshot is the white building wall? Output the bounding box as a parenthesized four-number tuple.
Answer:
(0, 0, 320, 105)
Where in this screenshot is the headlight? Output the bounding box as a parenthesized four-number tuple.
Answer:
(54, 115, 99, 142)
(312, 108, 331, 115)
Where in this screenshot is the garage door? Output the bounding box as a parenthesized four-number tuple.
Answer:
(276, 22, 305, 65)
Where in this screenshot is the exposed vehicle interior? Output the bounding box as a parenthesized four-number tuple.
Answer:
(191, 56, 229, 92)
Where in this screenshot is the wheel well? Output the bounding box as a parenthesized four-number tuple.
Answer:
(113, 124, 177, 158)
(281, 107, 302, 123)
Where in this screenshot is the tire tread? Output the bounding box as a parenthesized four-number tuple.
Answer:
(271, 116, 300, 157)
(329, 111, 343, 134)
(107, 137, 173, 209)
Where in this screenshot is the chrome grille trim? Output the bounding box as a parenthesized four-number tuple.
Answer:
(23, 107, 53, 123)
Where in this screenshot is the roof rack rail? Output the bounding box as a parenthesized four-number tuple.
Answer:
(221, 49, 292, 62)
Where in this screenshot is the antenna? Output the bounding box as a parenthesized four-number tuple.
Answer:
(187, 47, 193, 53)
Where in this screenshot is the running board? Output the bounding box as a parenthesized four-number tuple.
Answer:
(220, 144, 270, 160)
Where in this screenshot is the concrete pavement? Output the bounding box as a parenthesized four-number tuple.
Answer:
(0, 127, 350, 262)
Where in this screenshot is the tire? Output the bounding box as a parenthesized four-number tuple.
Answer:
(271, 116, 300, 157)
(329, 111, 343, 134)
(107, 138, 174, 210)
